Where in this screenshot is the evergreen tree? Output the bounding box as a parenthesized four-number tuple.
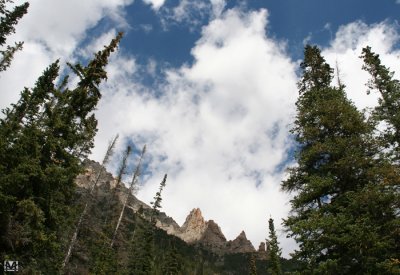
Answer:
(162, 240, 181, 275)
(248, 253, 257, 275)
(0, 0, 29, 72)
(267, 218, 282, 275)
(150, 174, 167, 224)
(361, 46, 400, 161)
(360, 46, 400, 272)
(282, 45, 399, 274)
(127, 218, 154, 275)
(0, 33, 123, 272)
(62, 135, 119, 269)
(127, 174, 168, 274)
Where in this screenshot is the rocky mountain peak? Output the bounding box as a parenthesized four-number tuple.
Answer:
(76, 161, 259, 256)
(226, 230, 256, 253)
(238, 230, 247, 239)
(176, 209, 256, 255)
(179, 208, 207, 243)
(181, 208, 205, 229)
(201, 220, 227, 251)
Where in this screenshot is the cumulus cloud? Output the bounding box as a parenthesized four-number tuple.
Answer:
(3, 0, 400, 260)
(92, 15, 400, 257)
(92, 7, 298, 256)
(322, 21, 400, 110)
(142, 0, 167, 10)
(0, 0, 134, 111)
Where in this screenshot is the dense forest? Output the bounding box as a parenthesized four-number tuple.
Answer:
(0, 1, 399, 274)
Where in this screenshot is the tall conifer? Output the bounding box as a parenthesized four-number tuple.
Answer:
(267, 218, 282, 275)
(283, 45, 397, 274)
(0, 33, 122, 272)
(0, 0, 29, 72)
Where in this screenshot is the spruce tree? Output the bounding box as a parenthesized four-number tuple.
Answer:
(361, 46, 400, 161)
(0, 0, 29, 72)
(360, 47, 400, 272)
(0, 33, 123, 272)
(282, 45, 398, 274)
(150, 174, 167, 224)
(267, 218, 282, 275)
(127, 174, 168, 274)
(248, 253, 258, 275)
(162, 240, 181, 275)
(128, 219, 154, 275)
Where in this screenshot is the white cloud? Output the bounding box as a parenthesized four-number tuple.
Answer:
(2, 0, 400, 260)
(14, 0, 133, 57)
(0, 0, 134, 112)
(92, 7, 299, 256)
(143, 0, 166, 10)
(322, 21, 400, 110)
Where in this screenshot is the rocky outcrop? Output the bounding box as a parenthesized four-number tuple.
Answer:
(258, 241, 266, 252)
(200, 220, 227, 252)
(226, 231, 255, 253)
(75, 160, 180, 235)
(179, 208, 207, 243)
(172, 208, 256, 254)
(76, 160, 258, 256)
(175, 209, 228, 252)
(257, 241, 268, 260)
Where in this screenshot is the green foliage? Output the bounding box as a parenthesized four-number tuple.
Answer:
(151, 174, 167, 224)
(267, 218, 282, 275)
(90, 238, 118, 274)
(0, 0, 29, 72)
(283, 45, 399, 274)
(249, 253, 258, 275)
(361, 46, 400, 161)
(162, 241, 181, 275)
(0, 33, 122, 273)
(128, 220, 154, 275)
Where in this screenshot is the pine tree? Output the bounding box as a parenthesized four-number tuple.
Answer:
(248, 253, 257, 275)
(150, 174, 167, 224)
(128, 219, 154, 275)
(282, 45, 398, 274)
(360, 46, 400, 272)
(361, 46, 400, 161)
(162, 240, 181, 275)
(127, 174, 168, 274)
(0, 0, 29, 72)
(267, 218, 282, 275)
(0, 33, 123, 272)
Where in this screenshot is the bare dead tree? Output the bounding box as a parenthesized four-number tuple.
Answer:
(115, 145, 132, 189)
(110, 145, 146, 247)
(62, 134, 119, 269)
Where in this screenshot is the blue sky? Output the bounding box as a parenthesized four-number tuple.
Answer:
(117, 0, 399, 64)
(1, 0, 400, 257)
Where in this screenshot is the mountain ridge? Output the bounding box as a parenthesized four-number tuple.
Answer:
(77, 160, 262, 256)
